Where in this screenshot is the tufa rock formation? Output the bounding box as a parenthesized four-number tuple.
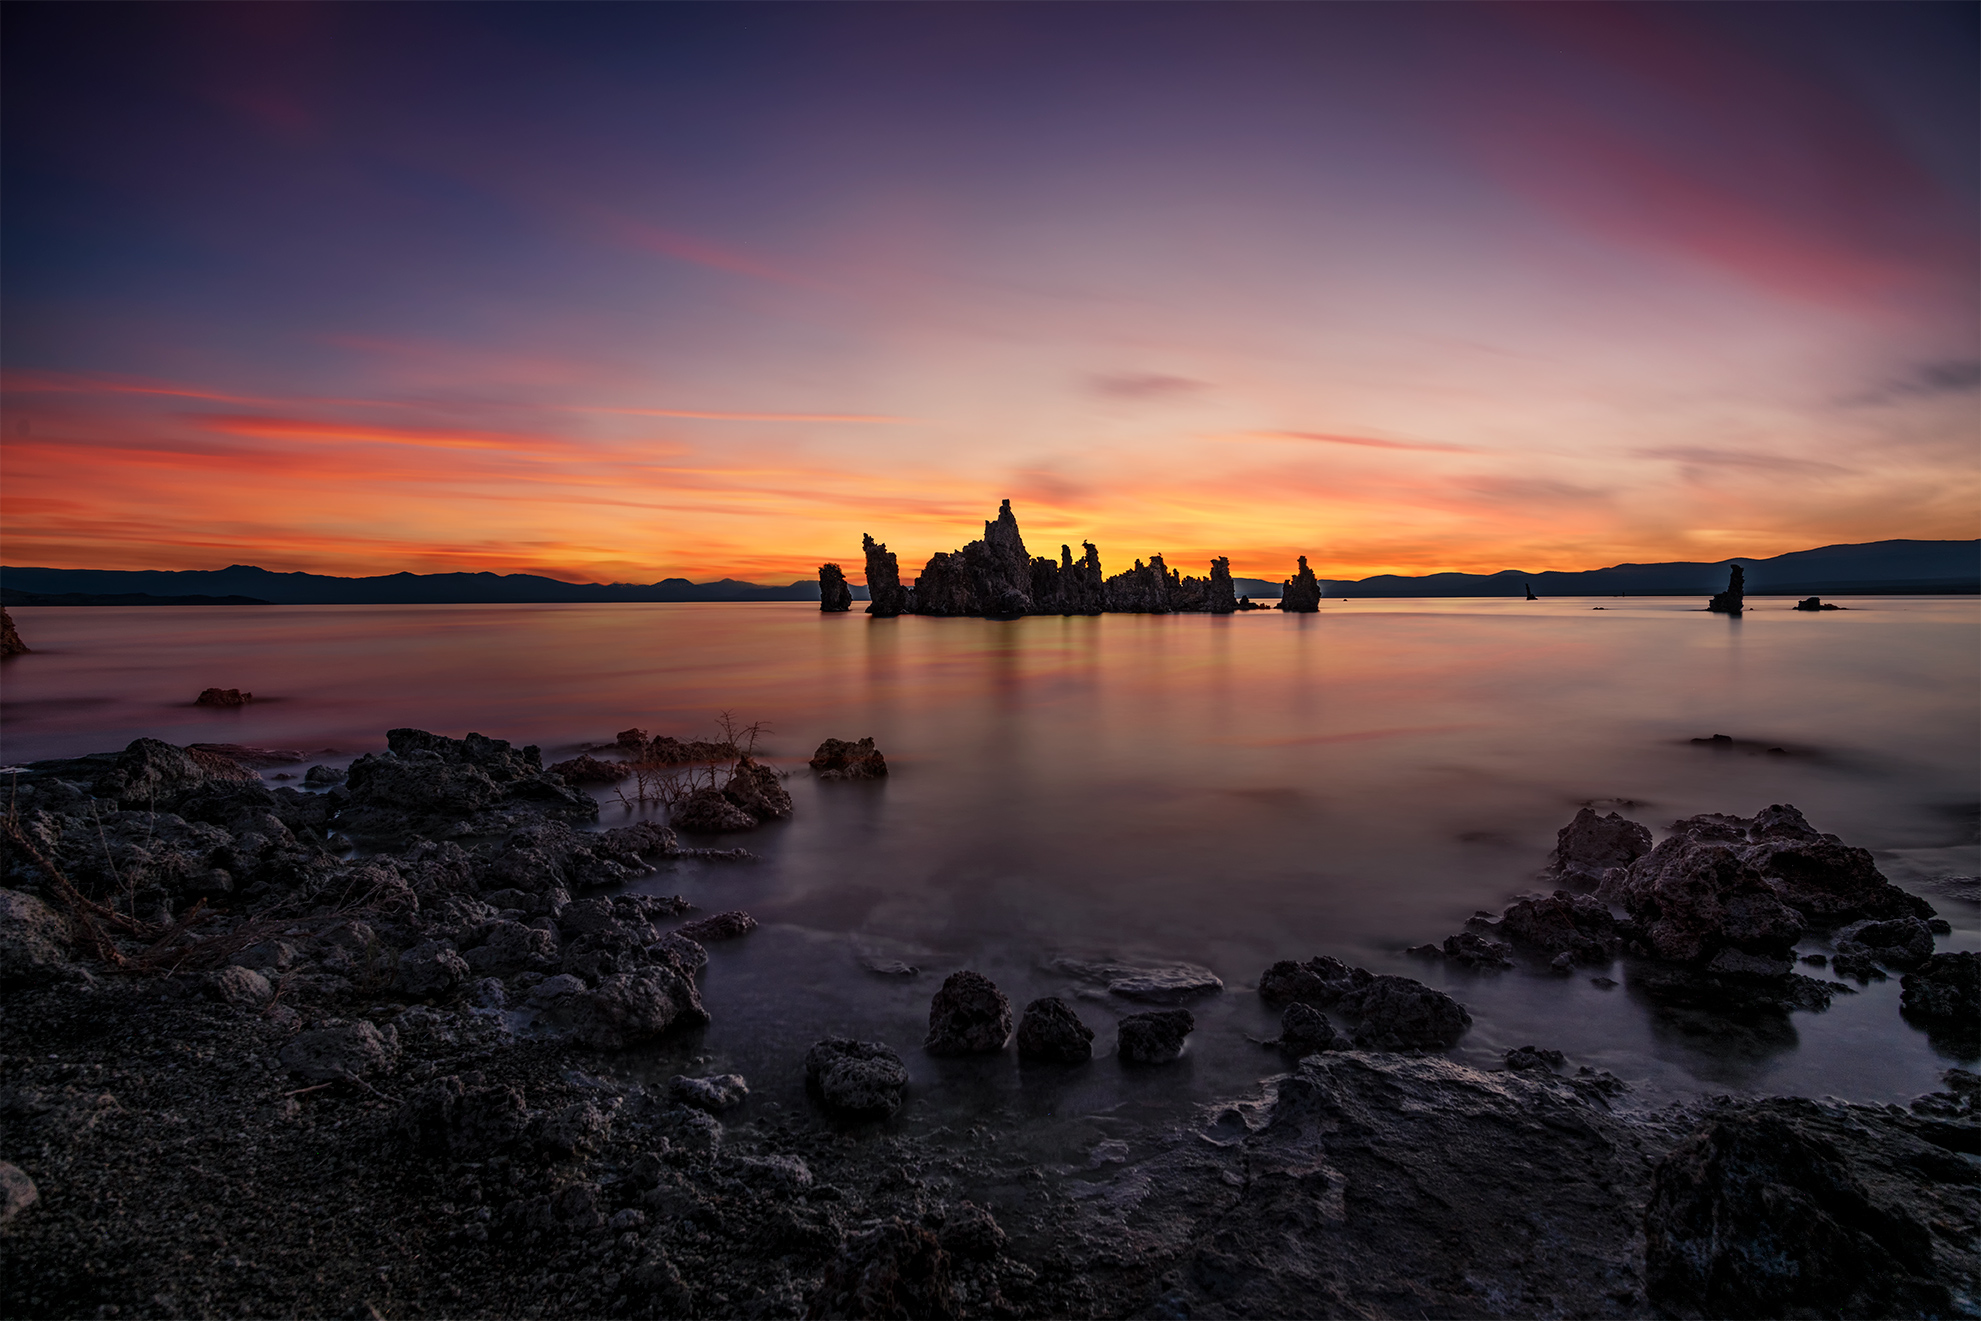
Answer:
(817, 563, 852, 613)
(1, 608, 27, 656)
(857, 500, 1315, 619)
(1708, 563, 1745, 614)
(1280, 556, 1321, 612)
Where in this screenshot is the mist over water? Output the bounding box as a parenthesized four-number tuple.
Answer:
(4, 598, 1976, 1136)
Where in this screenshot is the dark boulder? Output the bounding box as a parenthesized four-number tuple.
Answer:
(810, 737, 888, 779)
(1608, 831, 1805, 968)
(0, 889, 71, 987)
(195, 687, 252, 707)
(1273, 1002, 1342, 1056)
(1440, 930, 1514, 969)
(818, 562, 853, 612)
(1117, 1008, 1194, 1063)
(1833, 917, 1935, 972)
(1280, 556, 1322, 612)
(1340, 975, 1472, 1051)
(1503, 1045, 1565, 1072)
(532, 960, 709, 1050)
(1545, 807, 1652, 889)
(721, 757, 792, 822)
(805, 1038, 910, 1118)
(1495, 890, 1622, 964)
(1206, 557, 1238, 614)
(675, 910, 756, 942)
(1794, 596, 1843, 611)
(95, 737, 256, 808)
(1900, 952, 1980, 1057)
(1645, 1098, 1969, 1319)
(1258, 955, 1372, 1008)
(1015, 996, 1093, 1064)
(670, 787, 757, 834)
(924, 970, 1012, 1055)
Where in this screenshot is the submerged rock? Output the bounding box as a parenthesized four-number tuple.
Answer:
(924, 970, 1012, 1055)
(1016, 996, 1094, 1064)
(805, 1038, 910, 1118)
(1795, 596, 1843, 611)
(818, 562, 853, 613)
(810, 737, 888, 779)
(1546, 807, 1652, 889)
(722, 756, 792, 822)
(1645, 1098, 1975, 1319)
(1116, 1008, 1194, 1063)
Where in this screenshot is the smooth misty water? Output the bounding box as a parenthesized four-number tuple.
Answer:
(3, 598, 1976, 1140)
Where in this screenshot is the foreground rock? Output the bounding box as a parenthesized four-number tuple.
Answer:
(1546, 806, 1653, 889)
(1645, 1097, 1978, 1318)
(809, 737, 888, 779)
(1016, 996, 1093, 1063)
(924, 970, 1013, 1055)
(805, 1038, 909, 1117)
(337, 728, 598, 845)
(1117, 1008, 1194, 1063)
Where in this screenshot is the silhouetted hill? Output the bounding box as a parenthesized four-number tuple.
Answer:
(0, 565, 869, 604)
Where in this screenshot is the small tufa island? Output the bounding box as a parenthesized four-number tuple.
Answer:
(821, 499, 1322, 616)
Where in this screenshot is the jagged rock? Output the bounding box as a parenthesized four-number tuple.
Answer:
(195, 687, 252, 707)
(805, 1038, 909, 1118)
(278, 1020, 399, 1082)
(545, 755, 632, 785)
(675, 910, 756, 942)
(1280, 555, 1321, 612)
(1503, 1045, 1565, 1072)
(1273, 1002, 1341, 1056)
(671, 787, 757, 833)
(393, 1074, 529, 1158)
(1117, 1008, 1194, 1063)
(1257, 955, 1372, 1008)
(818, 562, 853, 612)
(1832, 917, 1935, 972)
(302, 763, 346, 787)
(1494, 890, 1622, 964)
(1645, 1098, 1974, 1318)
(810, 737, 888, 779)
(1439, 931, 1514, 969)
(396, 939, 470, 997)
(338, 729, 596, 844)
(1795, 596, 1843, 611)
(810, 1217, 957, 1319)
(1607, 827, 1806, 965)
(862, 534, 910, 617)
(1, 608, 29, 656)
(1707, 562, 1745, 613)
(669, 1073, 748, 1113)
(1900, 952, 1980, 1056)
(0, 1162, 39, 1224)
(1015, 997, 1093, 1063)
(1546, 807, 1653, 888)
(95, 737, 256, 808)
(1342, 975, 1472, 1051)
(204, 965, 273, 1006)
(924, 970, 1012, 1055)
(533, 961, 709, 1050)
(0, 888, 70, 987)
(721, 757, 792, 822)
(1207, 557, 1238, 614)
(463, 920, 558, 975)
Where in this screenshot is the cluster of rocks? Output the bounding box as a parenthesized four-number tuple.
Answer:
(860, 500, 1322, 618)
(1794, 596, 1844, 611)
(1258, 956, 1473, 1051)
(808, 737, 888, 780)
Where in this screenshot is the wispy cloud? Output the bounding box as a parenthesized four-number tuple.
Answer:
(1632, 446, 1851, 476)
(1243, 431, 1473, 454)
(1090, 372, 1207, 399)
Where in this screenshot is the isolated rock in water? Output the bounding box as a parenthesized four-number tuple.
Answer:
(0, 1162, 39, 1224)
(1609, 828, 1806, 965)
(1644, 1098, 1967, 1319)
(1900, 952, 1980, 1055)
(1440, 931, 1514, 969)
(1207, 556, 1238, 614)
(675, 910, 757, 942)
(1503, 1045, 1565, 1072)
(1707, 562, 1745, 613)
(0, 889, 70, 987)
(1546, 807, 1652, 888)
(1795, 596, 1843, 611)
(924, 970, 1012, 1055)
(1495, 890, 1622, 964)
(1015, 996, 1093, 1063)
(721, 757, 792, 822)
(546, 754, 632, 785)
(1258, 955, 1373, 1008)
(0, 608, 27, 656)
(670, 787, 757, 833)
(1275, 1002, 1341, 1056)
(810, 736, 888, 779)
(1280, 555, 1322, 612)
(1342, 975, 1472, 1050)
(1117, 1008, 1194, 1063)
(811, 1217, 957, 1319)
(1834, 916, 1935, 972)
(278, 1020, 399, 1082)
(805, 1038, 910, 1118)
(862, 534, 910, 617)
(669, 1073, 749, 1113)
(818, 561, 854, 612)
(196, 687, 252, 707)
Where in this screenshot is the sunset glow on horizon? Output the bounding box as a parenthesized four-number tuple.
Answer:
(4, 4, 1975, 586)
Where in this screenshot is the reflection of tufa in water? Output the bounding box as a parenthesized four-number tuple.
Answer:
(1707, 562, 1745, 613)
(860, 499, 1314, 618)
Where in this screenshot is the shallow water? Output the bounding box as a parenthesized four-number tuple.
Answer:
(4, 597, 1976, 1137)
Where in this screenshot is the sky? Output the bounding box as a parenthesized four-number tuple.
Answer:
(3, 2, 1976, 585)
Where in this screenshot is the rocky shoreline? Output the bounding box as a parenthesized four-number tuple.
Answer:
(2, 730, 1976, 1318)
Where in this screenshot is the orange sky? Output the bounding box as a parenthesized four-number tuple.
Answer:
(4, 5, 1976, 585)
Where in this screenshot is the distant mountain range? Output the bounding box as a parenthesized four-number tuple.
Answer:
(2, 538, 1973, 604)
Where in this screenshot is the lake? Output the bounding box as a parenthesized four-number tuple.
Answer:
(3, 597, 1976, 1138)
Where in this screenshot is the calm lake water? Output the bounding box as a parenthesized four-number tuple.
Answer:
(4, 598, 1977, 1136)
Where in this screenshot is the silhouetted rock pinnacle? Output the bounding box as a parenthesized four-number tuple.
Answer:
(818, 563, 853, 613)
(1281, 556, 1321, 612)
(1708, 564, 1745, 614)
(862, 535, 909, 617)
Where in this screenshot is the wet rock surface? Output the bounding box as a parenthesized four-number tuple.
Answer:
(1015, 996, 1093, 1064)
(925, 970, 1014, 1055)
